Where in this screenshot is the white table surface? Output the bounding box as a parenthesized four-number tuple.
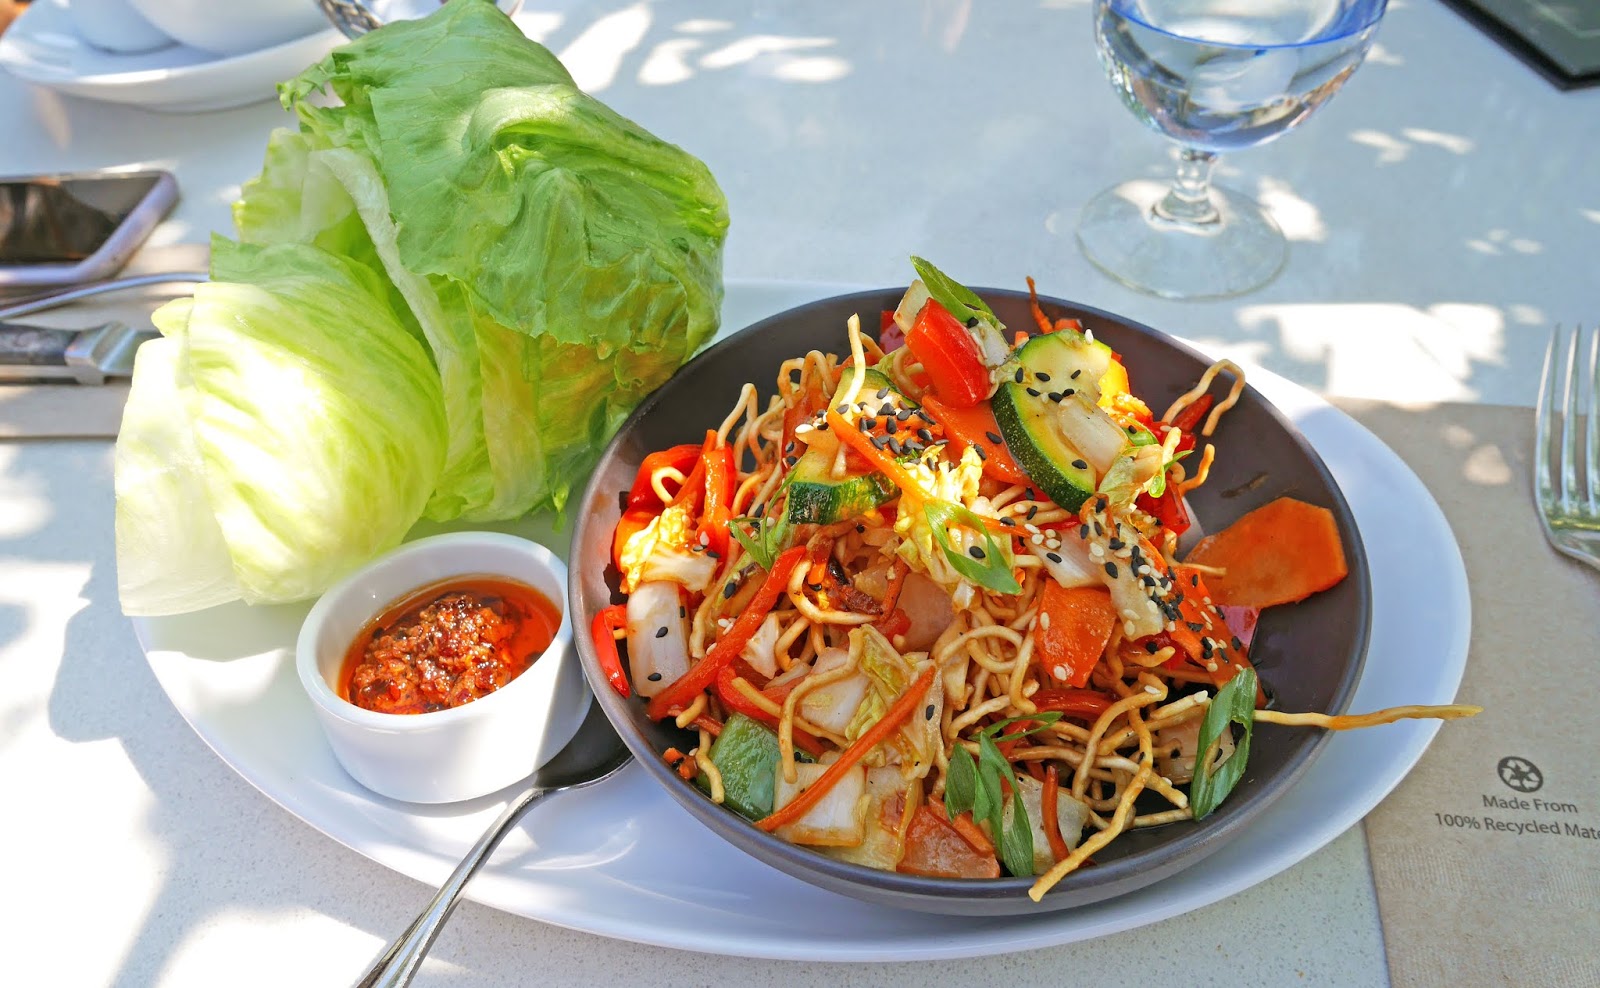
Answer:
(1, 1, 1595, 985)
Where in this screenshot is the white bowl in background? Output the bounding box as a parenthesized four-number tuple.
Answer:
(125, 0, 328, 55)
(65, 0, 173, 54)
(295, 532, 589, 804)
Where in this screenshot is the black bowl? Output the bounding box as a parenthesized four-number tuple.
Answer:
(569, 288, 1370, 915)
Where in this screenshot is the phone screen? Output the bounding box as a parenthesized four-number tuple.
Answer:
(0, 173, 164, 265)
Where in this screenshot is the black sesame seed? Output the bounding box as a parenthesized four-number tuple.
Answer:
(807, 582, 823, 592)
(1036, 371, 1051, 382)
(1047, 552, 1062, 564)
(924, 704, 936, 720)
(973, 444, 988, 461)
(856, 524, 866, 533)
(723, 583, 738, 599)
(1187, 621, 1205, 632)
(878, 402, 895, 417)
(1026, 505, 1038, 521)
(654, 626, 669, 638)
(1078, 524, 1089, 539)
(871, 434, 892, 449)
(965, 316, 979, 328)
(1104, 561, 1119, 578)
(859, 418, 872, 434)
(1063, 388, 1076, 398)
(916, 409, 935, 424)
(679, 606, 687, 618)
(1014, 368, 1025, 384)
(876, 387, 890, 400)
(888, 437, 904, 455)
(1190, 574, 1199, 588)
(647, 672, 663, 682)
(1093, 522, 1104, 536)
(1026, 387, 1042, 398)
(836, 403, 849, 415)
(1108, 537, 1125, 550)
(886, 418, 899, 435)
(1071, 459, 1088, 470)
(897, 408, 913, 421)
(968, 545, 987, 560)
(985, 431, 1003, 445)
(690, 543, 705, 553)
(1070, 369, 1082, 380)
(1231, 636, 1243, 651)
(1095, 496, 1108, 512)
(1026, 488, 1037, 500)
(784, 455, 798, 467)
(1144, 641, 1160, 654)
(999, 517, 1017, 527)
(917, 428, 934, 442)
(706, 550, 721, 560)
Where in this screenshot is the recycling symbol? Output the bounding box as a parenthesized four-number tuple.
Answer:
(1497, 756, 1543, 793)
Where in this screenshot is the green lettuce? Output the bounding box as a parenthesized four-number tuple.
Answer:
(237, 0, 727, 520)
(116, 241, 448, 613)
(115, 0, 728, 614)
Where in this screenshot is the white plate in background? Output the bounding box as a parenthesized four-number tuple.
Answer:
(0, 0, 521, 113)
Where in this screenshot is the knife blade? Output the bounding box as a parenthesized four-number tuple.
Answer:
(0, 320, 155, 384)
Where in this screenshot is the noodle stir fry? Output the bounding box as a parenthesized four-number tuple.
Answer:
(595, 260, 1478, 899)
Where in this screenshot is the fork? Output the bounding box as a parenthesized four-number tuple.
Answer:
(1534, 324, 1600, 572)
(314, 0, 385, 38)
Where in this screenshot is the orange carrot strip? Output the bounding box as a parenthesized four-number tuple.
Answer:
(646, 545, 807, 721)
(1043, 765, 1071, 864)
(756, 665, 936, 833)
(826, 408, 923, 498)
(949, 810, 996, 856)
(1184, 497, 1348, 608)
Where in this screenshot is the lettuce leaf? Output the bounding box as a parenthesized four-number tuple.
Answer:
(115, 241, 448, 613)
(116, 0, 728, 614)
(238, 0, 727, 519)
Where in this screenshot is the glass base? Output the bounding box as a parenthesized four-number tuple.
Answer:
(1076, 180, 1286, 300)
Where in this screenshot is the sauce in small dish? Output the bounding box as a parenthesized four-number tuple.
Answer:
(341, 578, 562, 715)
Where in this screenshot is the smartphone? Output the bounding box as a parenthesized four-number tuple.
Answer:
(0, 170, 178, 288)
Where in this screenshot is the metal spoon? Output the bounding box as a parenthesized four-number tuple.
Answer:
(353, 698, 633, 987)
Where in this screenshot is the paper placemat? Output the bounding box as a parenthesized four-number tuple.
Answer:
(0, 243, 206, 439)
(1342, 400, 1600, 987)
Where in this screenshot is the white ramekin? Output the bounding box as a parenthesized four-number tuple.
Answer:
(295, 532, 589, 804)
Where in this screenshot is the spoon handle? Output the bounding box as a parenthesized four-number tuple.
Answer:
(353, 784, 551, 988)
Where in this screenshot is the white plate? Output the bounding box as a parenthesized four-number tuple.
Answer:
(0, 0, 519, 113)
(134, 280, 1471, 961)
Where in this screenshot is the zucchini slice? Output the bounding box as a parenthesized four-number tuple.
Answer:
(992, 332, 1123, 511)
(786, 368, 917, 525)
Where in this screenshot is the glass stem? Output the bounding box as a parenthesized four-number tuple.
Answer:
(1152, 148, 1221, 228)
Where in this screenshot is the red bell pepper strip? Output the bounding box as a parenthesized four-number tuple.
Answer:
(879, 309, 907, 353)
(1137, 485, 1192, 537)
(625, 444, 702, 513)
(714, 664, 827, 757)
(591, 605, 631, 698)
(906, 299, 989, 408)
(1030, 687, 1115, 722)
(646, 545, 807, 721)
(756, 664, 937, 833)
(696, 430, 736, 559)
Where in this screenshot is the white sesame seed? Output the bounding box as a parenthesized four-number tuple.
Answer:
(1024, 523, 1041, 534)
(1145, 600, 1159, 613)
(1039, 612, 1051, 630)
(1124, 620, 1136, 636)
(794, 423, 812, 434)
(1166, 621, 1176, 632)
(1032, 534, 1045, 545)
(1089, 543, 1105, 557)
(1205, 662, 1218, 672)
(1144, 684, 1161, 695)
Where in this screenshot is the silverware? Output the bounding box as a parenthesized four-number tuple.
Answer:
(0, 271, 207, 321)
(315, 0, 385, 39)
(314, 0, 527, 40)
(353, 698, 633, 988)
(1534, 324, 1600, 572)
(0, 321, 154, 383)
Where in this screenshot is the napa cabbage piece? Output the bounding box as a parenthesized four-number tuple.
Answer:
(114, 241, 447, 614)
(236, 0, 728, 520)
